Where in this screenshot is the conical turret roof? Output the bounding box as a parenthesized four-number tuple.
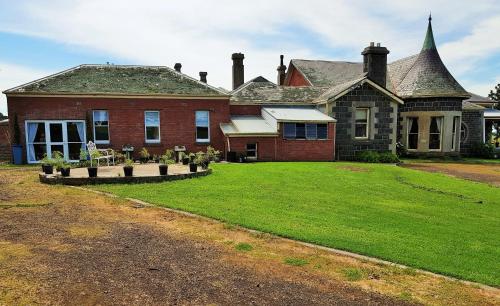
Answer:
(395, 16, 470, 99)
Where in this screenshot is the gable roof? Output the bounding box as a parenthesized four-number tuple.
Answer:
(314, 76, 404, 104)
(230, 76, 327, 104)
(388, 18, 469, 99)
(464, 92, 496, 105)
(289, 59, 364, 87)
(3, 64, 228, 97)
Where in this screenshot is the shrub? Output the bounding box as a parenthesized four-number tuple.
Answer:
(356, 151, 399, 163)
(378, 152, 400, 163)
(470, 142, 495, 159)
(139, 148, 150, 160)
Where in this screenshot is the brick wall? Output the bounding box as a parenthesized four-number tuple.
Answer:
(331, 83, 397, 160)
(7, 96, 230, 161)
(226, 122, 335, 161)
(0, 121, 10, 161)
(460, 109, 484, 156)
(285, 66, 310, 86)
(229, 104, 262, 116)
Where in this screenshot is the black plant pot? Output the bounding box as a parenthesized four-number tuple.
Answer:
(87, 167, 98, 178)
(159, 164, 168, 176)
(201, 160, 210, 170)
(42, 164, 53, 175)
(182, 157, 189, 165)
(189, 163, 198, 173)
(60, 167, 71, 177)
(123, 166, 134, 177)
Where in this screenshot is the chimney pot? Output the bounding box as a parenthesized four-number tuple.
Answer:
(370, 42, 375, 47)
(277, 54, 287, 86)
(199, 71, 207, 83)
(231, 52, 245, 90)
(174, 63, 182, 72)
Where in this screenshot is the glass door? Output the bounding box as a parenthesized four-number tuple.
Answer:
(26, 120, 86, 163)
(48, 122, 64, 158)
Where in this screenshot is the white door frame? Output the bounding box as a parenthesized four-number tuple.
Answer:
(25, 120, 86, 163)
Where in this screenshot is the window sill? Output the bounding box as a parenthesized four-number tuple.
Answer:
(195, 141, 211, 145)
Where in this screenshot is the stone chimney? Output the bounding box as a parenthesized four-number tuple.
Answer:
(174, 63, 182, 72)
(277, 55, 286, 86)
(361, 43, 389, 87)
(232, 53, 244, 90)
(199, 71, 207, 83)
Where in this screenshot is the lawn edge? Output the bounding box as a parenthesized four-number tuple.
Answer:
(73, 185, 500, 292)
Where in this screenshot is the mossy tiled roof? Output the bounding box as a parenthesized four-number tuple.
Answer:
(4, 65, 228, 96)
(230, 76, 327, 104)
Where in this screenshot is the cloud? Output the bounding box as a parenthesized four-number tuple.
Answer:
(462, 75, 500, 97)
(0, 62, 52, 114)
(0, 0, 498, 95)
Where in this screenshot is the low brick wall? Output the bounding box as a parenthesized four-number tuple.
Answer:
(40, 168, 212, 185)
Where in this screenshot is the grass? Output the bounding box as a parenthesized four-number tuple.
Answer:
(342, 268, 364, 281)
(284, 257, 309, 267)
(235, 243, 253, 252)
(93, 162, 500, 286)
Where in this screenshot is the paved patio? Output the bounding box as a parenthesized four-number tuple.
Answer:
(68, 163, 194, 178)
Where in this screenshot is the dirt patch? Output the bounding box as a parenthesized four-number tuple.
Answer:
(339, 165, 371, 173)
(0, 167, 498, 305)
(401, 163, 500, 187)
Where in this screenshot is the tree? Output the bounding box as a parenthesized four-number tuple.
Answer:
(488, 83, 500, 110)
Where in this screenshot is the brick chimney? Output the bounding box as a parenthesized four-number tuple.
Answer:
(199, 71, 207, 83)
(232, 53, 244, 90)
(174, 63, 182, 72)
(361, 42, 389, 87)
(277, 55, 286, 86)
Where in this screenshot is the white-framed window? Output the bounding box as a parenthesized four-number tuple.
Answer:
(407, 117, 419, 150)
(246, 143, 257, 159)
(144, 111, 160, 143)
(355, 108, 369, 139)
(92, 110, 109, 144)
(283, 123, 328, 140)
(25, 120, 86, 163)
(429, 116, 443, 151)
(452, 116, 460, 150)
(195, 110, 210, 142)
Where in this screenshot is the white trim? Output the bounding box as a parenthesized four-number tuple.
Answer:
(92, 110, 110, 144)
(246, 143, 258, 160)
(25, 119, 86, 164)
(195, 110, 210, 143)
(144, 111, 161, 143)
(406, 117, 419, 151)
(354, 108, 369, 140)
(428, 116, 444, 152)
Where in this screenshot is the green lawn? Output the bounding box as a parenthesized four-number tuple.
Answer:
(92, 162, 500, 286)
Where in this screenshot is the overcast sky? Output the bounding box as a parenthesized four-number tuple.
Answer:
(1, 0, 499, 114)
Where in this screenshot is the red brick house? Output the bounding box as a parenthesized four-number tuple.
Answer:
(3, 63, 336, 163)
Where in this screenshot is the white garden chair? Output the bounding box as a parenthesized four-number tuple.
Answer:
(86, 141, 115, 166)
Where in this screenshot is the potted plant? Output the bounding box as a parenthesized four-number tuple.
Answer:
(123, 159, 134, 177)
(152, 154, 159, 163)
(51, 151, 64, 172)
(79, 148, 89, 166)
(40, 154, 54, 175)
(189, 153, 200, 173)
(11, 114, 23, 165)
(87, 150, 101, 178)
(139, 147, 150, 164)
(206, 146, 220, 163)
(60, 162, 71, 177)
(198, 151, 210, 170)
(181, 152, 190, 165)
(159, 149, 175, 176)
